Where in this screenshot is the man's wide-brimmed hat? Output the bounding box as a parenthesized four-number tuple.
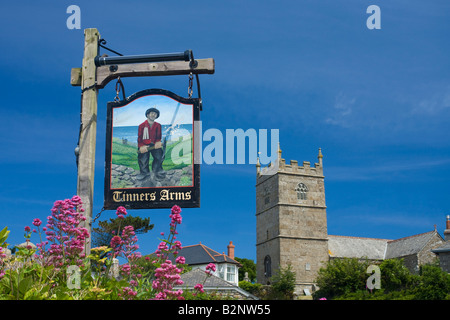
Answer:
(145, 107, 160, 119)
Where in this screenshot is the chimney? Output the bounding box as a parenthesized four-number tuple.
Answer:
(227, 241, 235, 259)
(445, 215, 450, 242)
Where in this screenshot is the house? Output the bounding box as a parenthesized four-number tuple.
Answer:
(169, 241, 241, 286)
(431, 215, 450, 273)
(175, 268, 258, 300)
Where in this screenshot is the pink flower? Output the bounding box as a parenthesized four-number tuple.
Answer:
(32, 218, 42, 227)
(175, 256, 185, 264)
(116, 206, 127, 217)
(24, 226, 31, 232)
(171, 205, 181, 214)
(194, 283, 205, 293)
(110, 236, 122, 249)
(173, 240, 182, 250)
(206, 263, 216, 273)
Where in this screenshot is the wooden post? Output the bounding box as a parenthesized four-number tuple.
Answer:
(77, 28, 100, 256)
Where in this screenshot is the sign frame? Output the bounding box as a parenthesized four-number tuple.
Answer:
(104, 88, 200, 210)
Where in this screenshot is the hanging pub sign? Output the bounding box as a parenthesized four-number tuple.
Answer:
(104, 89, 200, 210)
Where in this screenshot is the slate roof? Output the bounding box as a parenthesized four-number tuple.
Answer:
(175, 268, 259, 300)
(328, 235, 389, 260)
(178, 267, 235, 287)
(385, 230, 440, 259)
(168, 243, 241, 266)
(328, 230, 442, 260)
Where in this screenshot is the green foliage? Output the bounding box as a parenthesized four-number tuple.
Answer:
(266, 264, 296, 300)
(239, 281, 262, 296)
(92, 215, 154, 248)
(0, 227, 9, 247)
(314, 258, 450, 300)
(314, 258, 370, 300)
(414, 264, 450, 300)
(234, 257, 256, 282)
(379, 258, 417, 292)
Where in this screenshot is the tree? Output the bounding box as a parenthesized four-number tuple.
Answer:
(379, 258, 417, 292)
(234, 257, 256, 282)
(314, 258, 370, 299)
(92, 215, 154, 248)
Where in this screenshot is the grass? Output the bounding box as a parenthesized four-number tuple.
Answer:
(111, 137, 192, 171)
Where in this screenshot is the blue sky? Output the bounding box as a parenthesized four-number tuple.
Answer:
(0, 0, 449, 262)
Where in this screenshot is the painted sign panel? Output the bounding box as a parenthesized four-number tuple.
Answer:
(104, 89, 200, 210)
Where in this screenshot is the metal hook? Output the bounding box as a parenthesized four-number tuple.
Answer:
(115, 76, 126, 101)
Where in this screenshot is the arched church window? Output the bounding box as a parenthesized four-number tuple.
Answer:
(264, 255, 272, 277)
(296, 183, 308, 200)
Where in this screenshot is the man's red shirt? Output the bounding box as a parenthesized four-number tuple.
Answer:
(138, 120, 162, 148)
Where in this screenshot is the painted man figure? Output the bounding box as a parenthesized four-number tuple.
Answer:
(137, 107, 166, 180)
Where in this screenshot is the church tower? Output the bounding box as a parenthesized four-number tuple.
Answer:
(256, 146, 328, 294)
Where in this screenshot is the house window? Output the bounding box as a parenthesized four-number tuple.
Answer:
(218, 264, 225, 279)
(296, 183, 308, 200)
(264, 255, 272, 277)
(226, 265, 236, 282)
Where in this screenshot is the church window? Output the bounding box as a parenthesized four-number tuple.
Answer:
(296, 183, 308, 200)
(264, 255, 272, 277)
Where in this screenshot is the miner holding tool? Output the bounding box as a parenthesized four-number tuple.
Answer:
(137, 107, 166, 180)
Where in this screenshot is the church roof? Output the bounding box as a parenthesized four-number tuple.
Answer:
(168, 243, 241, 266)
(385, 230, 440, 259)
(328, 230, 442, 260)
(328, 235, 389, 260)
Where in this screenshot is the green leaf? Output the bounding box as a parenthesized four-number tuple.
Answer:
(0, 227, 10, 246)
(19, 277, 33, 296)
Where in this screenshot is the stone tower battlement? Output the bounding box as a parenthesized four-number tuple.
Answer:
(256, 146, 324, 183)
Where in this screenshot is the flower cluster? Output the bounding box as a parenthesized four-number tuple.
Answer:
(37, 195, 88, 267)
(116, 206, 127, 220)
(152, 260, 184, 300)
(151, 205, 186, 300)
(194, 283, 205, 293)
(107, 207, 143, 293)
(205, 262, 216, 275)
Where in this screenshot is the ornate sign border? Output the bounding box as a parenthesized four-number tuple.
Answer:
(104, 88, 200, 210)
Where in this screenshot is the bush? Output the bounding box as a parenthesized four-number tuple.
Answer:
(313, 258, 370, 300)
(263, 264, 296, 300)
(239, 281, 263, 296)
(313, 257, 450, 300)
(414, 264, 450, 300)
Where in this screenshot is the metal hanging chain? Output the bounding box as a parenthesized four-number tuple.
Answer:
(114, 76, 126, 101)
(188, 50, 203, 110)
(91, 207, 106, 225)
(188, 72, 194, 98)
